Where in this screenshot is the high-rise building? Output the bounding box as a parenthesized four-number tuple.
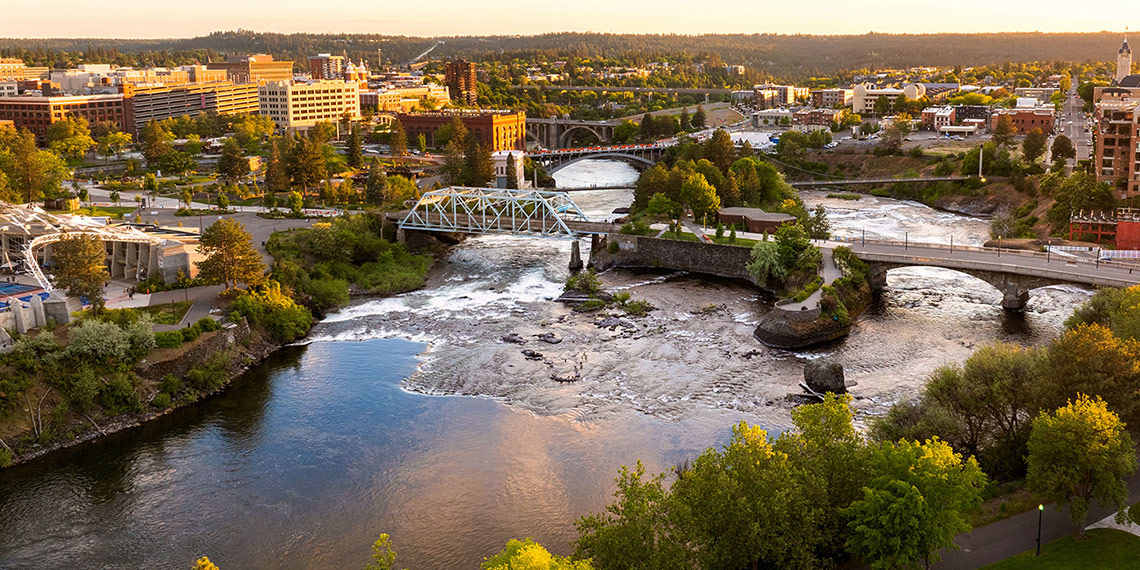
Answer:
(309, 54, 346, 80)
(209, 55, 294, 84)
(258, 80, 361, 132)
(445, 60, 478, 106)
(1118, 37, 1133, 84)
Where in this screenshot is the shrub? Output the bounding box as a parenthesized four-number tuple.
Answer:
(229, 281, 314, 342)
(624, 299, 655, 316)
(0, 446, 11, 467)
(152, 393, 172, 409)
(160, 374, 183, 396)
(184, 353, 230, 392)
(620, 220, 654, 236)
(181, 325, 201, 343)
(65, 319, 129, 364)
(565, 269, 603, 294)
(195, 317, 223, 332)
(98, 373, 140, 415)
(154, 331, 185, 349)
(580, 299, 607, 311)
(607, 240, 619, 254)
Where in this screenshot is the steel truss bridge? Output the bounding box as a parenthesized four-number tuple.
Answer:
(397, 187, 618, 240)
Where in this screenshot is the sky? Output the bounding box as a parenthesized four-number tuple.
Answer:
(3, 0, 1137, 38)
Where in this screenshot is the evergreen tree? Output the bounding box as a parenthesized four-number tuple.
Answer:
(465, 139, 495, 187)
(265, 140, 289, 193)
(390, 119, 408, 158)
(216, 137, 246, 181)
(288, 135, 327, 193)
(680, 107, 692, 131)
(442, 138, 467, 185)
(346, 123, 363, 169)
(365, 158, 390, 205)
(195, 218, 266, 290)
(692, 105, 707, 129)
(639, 113, 656, 140)
(1022, 128, 1048, 163)
(506, 153, 519, 189)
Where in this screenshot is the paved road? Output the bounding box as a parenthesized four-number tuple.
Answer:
(149, 284, 225, 332)
(1055, 75, 1091, 166)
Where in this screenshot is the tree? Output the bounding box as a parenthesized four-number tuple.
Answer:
(575, 461, 687, 570)
(195, 218, 266, 290)
(346, 124, 363, 169)
(843, 438, 986, 570)
(1022, 128, 1048, 163)
(746, 241, 787, 285)
(109, 189, 120, 206)
(441, 138, 467, 185)
(389, 119, 408, 158)
(992, 115, 1016, 147)
(96, 131, 132, 160)
(265, 140, 289, 193)
(679, 173, 720, 222)
(191, 557, 220, 570)
(505, 152, 519, 189)
(288, 135, 327, 193)
(385, 175, 418, 205)
(1051, 135, 1076, 164)
(139, 119, 173, 168)
(671, 421, 823, 569)
(363, 534, 403, 570)
(873, 95, 892, 116)
(287, 191, 304, 217)
(484, 538, 593, 570)
(216, 192, 229, 210)
(216, 138, 247, 181)
(639, 113, 656, 140)
(0, 126, 66, 203)
(804, 204, 831, 239)
(52, 233, 109, 313)
(703, 129, 735, 174)
(1027, 394, 1137, 536)
(261, 191, 276, 211)
(180, 188, 193, 209)
(465, 138, 494, 187)
(416, 133, 427, 155)
(46, 115, 95, 161)
(366, 159, 390, 205)
(160, 151, 196, 177)
(691, 105, 707, 129)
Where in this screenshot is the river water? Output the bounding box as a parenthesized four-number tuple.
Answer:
(0, 160, 1094, 569)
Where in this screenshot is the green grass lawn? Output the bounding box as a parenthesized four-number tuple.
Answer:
(49, 206, 137, 220)
(138, 301, 193, 325)
(980, 529, 1140, 569)
(661, 231, 701, 242)
(710, 236, 758, 247)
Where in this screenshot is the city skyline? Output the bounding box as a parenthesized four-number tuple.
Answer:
(2, 0, 1137, 38)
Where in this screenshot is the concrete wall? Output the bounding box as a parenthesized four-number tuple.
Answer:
(590, 234, 756, 283)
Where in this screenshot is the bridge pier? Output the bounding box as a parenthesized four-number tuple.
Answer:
(1002, 288, 1030, 312)
(569, 240, 584, 272)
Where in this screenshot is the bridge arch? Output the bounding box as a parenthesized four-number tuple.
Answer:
(545, 152, 657, 175)
(866, 261, 1069, 312)
(557, 125, 605, 147)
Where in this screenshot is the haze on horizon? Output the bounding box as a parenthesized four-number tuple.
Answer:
(3, 0, 1136, 39)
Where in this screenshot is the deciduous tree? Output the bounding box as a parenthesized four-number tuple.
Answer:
(992, 115, 1016, 147)
(46, 116, 95, 161)
(216, 138, 247, 181)
(1022, 128, 1048, 163)
(679, 172, 720, 222)
(52, 233, 109, 313)
(1027, 394, 1137, 536)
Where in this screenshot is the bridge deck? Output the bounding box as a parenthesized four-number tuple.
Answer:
(790, 176, 967, 188)
(390, 211, 619, 237)
(844, 240, 1140, 289)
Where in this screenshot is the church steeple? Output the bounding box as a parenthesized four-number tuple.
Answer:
(1117, 34, 1133, 84)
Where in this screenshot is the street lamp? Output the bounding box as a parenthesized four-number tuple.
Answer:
(1036, 504, 1044, 556)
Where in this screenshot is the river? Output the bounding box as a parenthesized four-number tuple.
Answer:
(0, 159, 1094, 569)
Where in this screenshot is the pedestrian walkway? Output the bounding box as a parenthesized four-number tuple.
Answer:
(779, 245, 840, 312)
(1087, 509, 1140, 538)
(150, 284, 224, 332)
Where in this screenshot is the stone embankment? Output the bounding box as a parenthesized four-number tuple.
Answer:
(588, 233, 872, 349)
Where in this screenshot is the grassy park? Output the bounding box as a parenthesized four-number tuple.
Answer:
(981, 529, 1140, 569)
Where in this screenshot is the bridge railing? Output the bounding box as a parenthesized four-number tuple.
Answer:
(851, 250, 1140, 288)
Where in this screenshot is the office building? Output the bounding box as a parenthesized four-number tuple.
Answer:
(309, 54, 347, 80)
(398, 110, 525, 152)
(0, 94, 124, 143)
(0, 58, 48, 82)
(753, 84, 810, 107)
(259, 80, 361, 132)
(1093, 91, 1140, 198)
(445, 60, 478, 106)
(209, 54, 294, 84)
(360, 84, 450, 112)
(811, 88, 854, 108)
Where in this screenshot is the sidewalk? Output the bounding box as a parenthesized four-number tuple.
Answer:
(780, 245, 839, 311)
(149, 284, 225, 332)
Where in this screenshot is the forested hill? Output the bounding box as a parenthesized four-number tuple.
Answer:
(0, 30, 1127, 80)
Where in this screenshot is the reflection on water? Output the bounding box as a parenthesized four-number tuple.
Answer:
(0, 340, 748, 569)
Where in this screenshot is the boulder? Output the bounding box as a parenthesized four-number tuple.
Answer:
(501, 333, 526, 344)
(804, 360, 846, 395)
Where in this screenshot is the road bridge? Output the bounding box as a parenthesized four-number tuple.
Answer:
(528, 143, 670, 174)
(790, 176, 968, 188)
(514, 85, 735, 96)
(842, 239, 1140, 310)
(527, 117, 622, 148)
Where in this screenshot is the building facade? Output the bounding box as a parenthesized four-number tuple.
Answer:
(309, 54, 346, 80)
(122, 81, 260, 136)
(1093, 98, 1140, 198)
(360, 84, 450, 112)
(0, 94, 124, 143)
(811, 88, 854, 108)
(398, 110, 525, 152)
(0, 58, 48, 82)
(209, 55, 294, 84)
(1118, 38, 1133, 84)
(990, 106, 1055, 135)
(258, 80, 361, 131)
(445, 60, 478, 106)
(852, 83, 927, 114)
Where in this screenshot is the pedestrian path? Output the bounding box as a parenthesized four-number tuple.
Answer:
(779, 245, 840, 312)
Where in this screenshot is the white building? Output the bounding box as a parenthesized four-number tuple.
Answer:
(492, 151, 525, 189)
(852, 83, 928, 114)
(259, 80, 361, 132)
(752, 108, 793, 127)
(0, 81, 17, 97)
(1118, 37, 1133, 84)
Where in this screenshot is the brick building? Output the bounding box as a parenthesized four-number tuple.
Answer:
(308, 54, 346, 80)
(810, 88, 854, 108)
(445, 60, 478, 106)
(990, 106, 1055, 135)
(397, 110, 525, 152)
(0, 94, 124, 143)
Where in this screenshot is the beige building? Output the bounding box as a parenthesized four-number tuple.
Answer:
(0, 58, 48, 81)
(209, 54, 294, 84)
(852, 83, 929, 114)
(360, 84, 450, 112)
(122, 81, 260, 136)
(259, 80, 361, 131)
(1118, 38, 1133, 84)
